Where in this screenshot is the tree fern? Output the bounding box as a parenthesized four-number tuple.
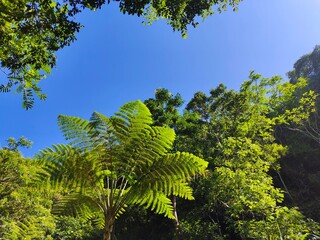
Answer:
(39, 100, 208, 240)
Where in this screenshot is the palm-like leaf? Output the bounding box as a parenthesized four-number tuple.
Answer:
(40, 144, 101, 190)
(52, 193, 105, 229)
(40, 100, 208, 239)
(58, 115, 93, 149)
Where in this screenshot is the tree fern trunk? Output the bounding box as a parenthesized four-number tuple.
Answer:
(103, 213, 115, 240)
(172, 196, 183, 240)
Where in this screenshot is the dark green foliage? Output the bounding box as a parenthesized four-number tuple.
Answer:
(0, 0, 80, 109)
(115, 206, 175, 240)
(144, 88, 184, 127)
(272, 45, 320, 222)
(288, 45, 320, 91)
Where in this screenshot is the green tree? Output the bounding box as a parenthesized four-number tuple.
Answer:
(0, 0, 241, 109)
(288, 45, 320, 91)
(284, 46, 320, 144)
(0, 0, 80, 109)
(274, 45, 320, 221)
(143, 73, 318, 239)
(5, 136, 32, 152)
(39, 100, 207, 240)
(178, 73, 317, 239)
(67, 0, 241, 36)
(0, 149, 55, 239)
(144, 88, 184, 127)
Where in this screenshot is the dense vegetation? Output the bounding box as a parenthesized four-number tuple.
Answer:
(142, 71, 319, 239)
(1, 1, 320, 237)
(1, 47, 320, 239)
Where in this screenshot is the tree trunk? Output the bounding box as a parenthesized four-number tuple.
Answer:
(103, 213, 115, 240)
(172, 196, 183, 240)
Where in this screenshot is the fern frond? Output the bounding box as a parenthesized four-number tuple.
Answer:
(52, 194, 103, 227)
(129, 189, 174, 219)
(111, 106, 175, 175)
(91, 212, 105, 230)
(136, 152, 207, 197)
(131, 126, 175, 172)
(39, 144, 101, 190)
(125, 153, 207, 218)
(171, 181, 194, 200)
(111, 100, 153, 141)
(17, 216, 44, 238)
(90, 112, 117, 147)
(58, 115, 93, 149)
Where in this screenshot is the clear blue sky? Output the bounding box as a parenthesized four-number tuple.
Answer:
(1, 0, 320, 157)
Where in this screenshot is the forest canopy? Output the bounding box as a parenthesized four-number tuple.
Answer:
(1, 67, 320, 239)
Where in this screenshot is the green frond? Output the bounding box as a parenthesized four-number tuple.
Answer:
(135, 126, 175, 166)
(39, 144, 76, 177)
(89, 112, 117, 146)
(115, 204, 128, 219)
(137, 152, 208, 196)
(125, 152, 206, 218)
(110, 108, 175, 174)
(111, 100, 153, 141)
(170, 181, 194, 200)
(16, 216, 46, 239)
(129, 189, 174, 219)
(116, 125, 176, 177)
(2, 215, 54, 240)
(52, 193, 104, 228)
(58, 115, 93, 149)
(91, 213, 105, 230)
(39, 144, 101, 190)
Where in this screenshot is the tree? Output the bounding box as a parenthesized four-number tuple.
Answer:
(39, 100, 208, 240)
(144, 88, 184, 127)
(284, 46, 320, 144)
(0, 0, 242, 109)
(0, 149, 55, 239)
(5, 137, 32, 152)
(288, 45, 320, 91)
(274, 45, 320, 221)
(0, 0, 80, 109)
(67, 0, 241, 36)
(143, 72, 318, 239)
(178, 73, 317, 239)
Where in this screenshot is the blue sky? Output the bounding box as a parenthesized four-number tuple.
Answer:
(1, 0, 320, 157)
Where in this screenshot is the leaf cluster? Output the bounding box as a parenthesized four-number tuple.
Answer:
(0, 0, 80, 108)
